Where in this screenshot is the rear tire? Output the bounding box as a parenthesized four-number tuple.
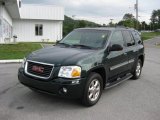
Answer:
(81, 72, 103, 106)
(131, 59, 142, 80)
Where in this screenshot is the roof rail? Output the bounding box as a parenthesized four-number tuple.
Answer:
(115, 25, 126, 28)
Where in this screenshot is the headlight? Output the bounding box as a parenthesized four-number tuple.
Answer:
(58, 66, 81, 78)
(21, 58, 26, 68)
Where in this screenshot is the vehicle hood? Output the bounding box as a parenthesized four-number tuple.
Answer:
(27, 46, 95, 66)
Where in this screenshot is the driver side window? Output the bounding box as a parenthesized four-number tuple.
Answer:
(110, 31, 124, 47)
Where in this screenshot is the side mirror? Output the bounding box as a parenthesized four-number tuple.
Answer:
(55, 40, 62, 45)
(109, 44, 123, 52)
(56, 40, 60, 44)
(138, 40, 142, 44)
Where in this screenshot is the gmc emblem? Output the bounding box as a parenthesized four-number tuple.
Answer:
(32, 66, 44, 73)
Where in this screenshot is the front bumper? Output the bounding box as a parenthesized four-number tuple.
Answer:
(18, 68, 86, 98)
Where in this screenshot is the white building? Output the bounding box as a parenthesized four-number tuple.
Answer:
(0, 0, 64, 43)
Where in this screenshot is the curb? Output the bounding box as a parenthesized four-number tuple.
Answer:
(0, 59, 23, 64)
(40, 43, 44, 48)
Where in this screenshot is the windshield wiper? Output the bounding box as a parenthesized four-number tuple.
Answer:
(71, 44, 94, 49)
(56, 42, 71, 47)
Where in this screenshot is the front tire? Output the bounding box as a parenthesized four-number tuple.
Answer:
(132, 59, 142, 80)
(82, 72, 103, 106)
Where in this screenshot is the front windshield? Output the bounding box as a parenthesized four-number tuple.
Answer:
(59, 29, 110, 49)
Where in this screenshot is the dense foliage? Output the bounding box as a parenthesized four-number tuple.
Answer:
(150, 9, 160, 30)
(117, 13, 140, 29)
(117, 10, 160, 31)
(63, 9, 160, 36)
(63, 16, 101, 36)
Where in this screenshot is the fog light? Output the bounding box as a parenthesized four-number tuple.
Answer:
(62, 87, 67, 93)
(72, 80, 79, 84)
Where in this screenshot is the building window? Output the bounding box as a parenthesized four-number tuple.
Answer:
(2, 19, 12, 38)
(35, 24, 43, 36)
(19, 1, 21, 8)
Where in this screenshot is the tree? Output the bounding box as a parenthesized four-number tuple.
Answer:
(63, 16, 101, 36)
(123, 13, 134, 20)
(77, 20, 86, 28)
(141, 21, 147, 30)
(102, 24, 106, 27)
(151, 9, 160, 30)
(109, 22, 115, 27)
(118, 13, 139, 29)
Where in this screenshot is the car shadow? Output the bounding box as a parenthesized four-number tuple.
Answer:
(7, 85, 89, 113)
(7, 79, 136, 113)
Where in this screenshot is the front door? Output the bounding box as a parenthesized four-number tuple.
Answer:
(107, 31, 129, 81)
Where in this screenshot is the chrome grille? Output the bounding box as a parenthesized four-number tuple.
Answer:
(25, 60, 54, 79)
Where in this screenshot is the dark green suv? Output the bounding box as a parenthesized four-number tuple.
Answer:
(18, 27, 145, 106)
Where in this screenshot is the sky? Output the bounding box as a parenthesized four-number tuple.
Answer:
(22, 0, 160, 25)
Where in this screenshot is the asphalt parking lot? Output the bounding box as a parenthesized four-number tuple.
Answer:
(0, 38, 160, 120)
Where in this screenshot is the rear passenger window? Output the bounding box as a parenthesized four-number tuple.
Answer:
(110, 31, 124, 47)
(122, 31, 135, 47)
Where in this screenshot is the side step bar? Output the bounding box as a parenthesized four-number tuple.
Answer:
(105, 73, 133, 89)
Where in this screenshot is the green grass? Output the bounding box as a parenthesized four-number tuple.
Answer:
(0, 43, 42, 60)
(34, 42, 55, 44)
(141, 32, 160, 41)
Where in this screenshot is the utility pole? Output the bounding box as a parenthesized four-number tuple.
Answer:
(110, 19, 114, 27)
(135, 0, 139, 29)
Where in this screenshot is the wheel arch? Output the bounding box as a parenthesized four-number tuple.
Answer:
(138, 54, 144, 66)
(86, 66, 107, 89)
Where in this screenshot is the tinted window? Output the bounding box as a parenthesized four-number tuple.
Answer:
(110, 31, 124, 46)
(123, 31, 135, 46)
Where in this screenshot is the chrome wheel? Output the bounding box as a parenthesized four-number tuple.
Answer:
(88, 79, 100, 102)
(136, 61, 141, 77)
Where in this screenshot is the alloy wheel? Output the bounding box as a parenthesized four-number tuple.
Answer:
(136, 61, 141, 77)
(88, 79, 100, 102)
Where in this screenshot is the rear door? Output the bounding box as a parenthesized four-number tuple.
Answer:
(107, 31, 129, 81)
